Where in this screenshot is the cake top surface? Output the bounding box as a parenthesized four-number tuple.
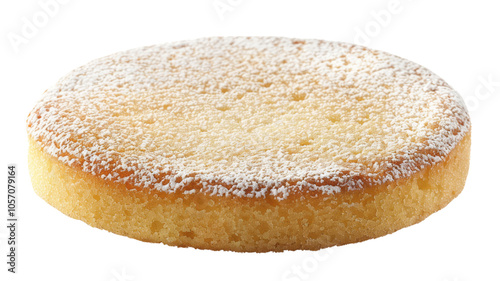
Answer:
(27, 37, 470, 200)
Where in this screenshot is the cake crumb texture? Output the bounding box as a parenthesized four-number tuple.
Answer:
(28, 131, 470, 252)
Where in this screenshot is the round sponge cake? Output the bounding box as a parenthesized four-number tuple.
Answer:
(27, 37, 471, 252)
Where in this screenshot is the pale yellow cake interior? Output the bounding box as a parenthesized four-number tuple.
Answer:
(28, 132, 470, 252)
(27, 38, 471, 252)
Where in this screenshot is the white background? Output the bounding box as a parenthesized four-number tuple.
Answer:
(1, 1, 499, 281)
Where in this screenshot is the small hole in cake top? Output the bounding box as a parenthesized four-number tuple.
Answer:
(291, 93, 307, 101)
(299, 139, 312, 146)
(327, 114, 341, 123)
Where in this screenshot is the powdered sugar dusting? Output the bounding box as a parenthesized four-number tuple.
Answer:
(27, 37, 470, 200)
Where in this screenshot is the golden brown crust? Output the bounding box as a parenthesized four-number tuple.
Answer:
(26, 37, 471, 200)
(28, 130, 470, 252)
(26, 38, 472, 251)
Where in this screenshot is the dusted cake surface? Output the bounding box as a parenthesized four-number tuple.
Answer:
(27, 37, 470, 200)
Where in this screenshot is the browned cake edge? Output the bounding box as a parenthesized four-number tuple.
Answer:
(27, 130, 471, 252)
